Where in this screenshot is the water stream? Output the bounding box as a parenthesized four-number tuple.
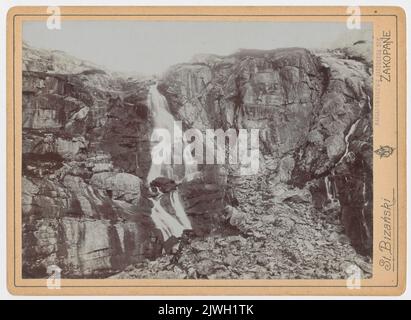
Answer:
(324, 175, 334, 201)
(336, 118, 361, 166)
(146, 83, 195, 241)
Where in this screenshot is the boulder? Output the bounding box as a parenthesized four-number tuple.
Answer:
(271, 183, 312, 204)
(23, 217, 145, 278)
(278, 156, 295, 183)
(150, 177, 178, 193)
(90, 172, 142, 205)
(325, 134, 345, 160)
(224, 205, 247, 228)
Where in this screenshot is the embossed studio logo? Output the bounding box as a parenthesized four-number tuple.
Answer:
(374, 145, 395, 158)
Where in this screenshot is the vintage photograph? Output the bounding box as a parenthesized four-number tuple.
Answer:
(21, 20, 373, 280)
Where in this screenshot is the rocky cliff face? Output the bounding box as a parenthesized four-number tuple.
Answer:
(22, 43, 227, 278)
(22, 44, 155, 277)
(159, 45, 373, 256)
(22, 41, 372, 279)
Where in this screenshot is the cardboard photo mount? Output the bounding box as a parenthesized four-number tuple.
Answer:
(6, 6, 407, 295)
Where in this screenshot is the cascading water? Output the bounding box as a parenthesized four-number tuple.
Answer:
(324, 118, 361, 208)
(146, 82, 195, 241)
(336, 118, 361, 166)
(324, 170, 339, 206)
(366, 94, 372, 111)
(324, 176, 333, 202)
(360, 177, 371, 240)
(323, 117, 363, 211)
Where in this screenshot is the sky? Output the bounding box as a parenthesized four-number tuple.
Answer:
(23, 21, 372, 75)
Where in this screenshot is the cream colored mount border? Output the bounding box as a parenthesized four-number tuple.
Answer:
(7, 6, 407, 295)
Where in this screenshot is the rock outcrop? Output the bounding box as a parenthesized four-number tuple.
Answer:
(22, 44, 157, 277)
(159, 46, 373, 255)
(22, 175, 155, 278)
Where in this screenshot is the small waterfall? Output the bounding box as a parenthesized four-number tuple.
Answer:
(325, 176, 333, 201)
(336, 119, 361, 166)
(324, 170, 340, 209)
(325, 119, 361, 208)
(146, 82, 195, 241)
(366, 94, 372, 111)
(360, 179, 371, 239)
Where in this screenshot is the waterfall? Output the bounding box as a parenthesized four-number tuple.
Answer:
(146, 82, 194, 241)
(147, 83, 197, 184)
